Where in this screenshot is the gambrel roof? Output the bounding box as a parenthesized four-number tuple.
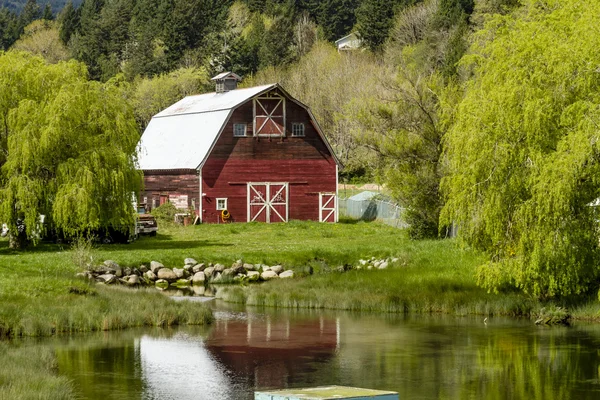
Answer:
(137, 84, 340, 171)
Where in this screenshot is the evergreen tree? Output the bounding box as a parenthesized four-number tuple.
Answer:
(58, 0, 79, 44)
(20, 0, 41, 27)
(42, 2, 53, 20)
(356, 0, 404, 51)
(0, 8, 19, 50)
(318, 0, 359, 42)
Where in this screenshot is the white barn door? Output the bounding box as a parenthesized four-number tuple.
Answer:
(319, 192, 337, 223)
(247, 182, 289, 223)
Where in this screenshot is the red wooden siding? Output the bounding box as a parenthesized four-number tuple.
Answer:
(202, 89, 337, 224)
(141, 170, 200, 215)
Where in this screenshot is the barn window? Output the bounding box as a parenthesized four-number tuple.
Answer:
(253, 94, 286, 137)
(292, 123, 305, 137)
(216, 198, 228, 210)
(233, 123, 247, 137)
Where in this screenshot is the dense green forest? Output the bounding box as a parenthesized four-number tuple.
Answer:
(2, 0, 600, 300)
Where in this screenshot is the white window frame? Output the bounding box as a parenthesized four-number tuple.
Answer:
(291, 123, 305, 137)
(216, 198, 228, 211)
(233, 123, 247, 137)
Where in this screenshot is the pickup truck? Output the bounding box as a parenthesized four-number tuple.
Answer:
(137, 205, 158, 236)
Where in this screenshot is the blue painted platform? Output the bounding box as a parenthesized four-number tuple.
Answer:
(255, 385, 399, 400)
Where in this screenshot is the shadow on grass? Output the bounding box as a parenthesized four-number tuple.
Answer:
(0, 236, 235, 255)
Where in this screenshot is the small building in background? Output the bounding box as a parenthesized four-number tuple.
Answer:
(136, 72, 340, 224)
(335, 32, 362, 52)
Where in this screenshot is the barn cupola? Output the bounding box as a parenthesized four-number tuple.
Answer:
(212, 72, 242, 93)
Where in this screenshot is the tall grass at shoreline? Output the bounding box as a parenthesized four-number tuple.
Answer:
(0, 285, 212, 339)
(0, 342, 75, 400)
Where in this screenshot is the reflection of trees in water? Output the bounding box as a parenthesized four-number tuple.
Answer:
(333, 316, 600, 400)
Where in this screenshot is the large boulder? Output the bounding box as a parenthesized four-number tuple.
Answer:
(184, 258, 198, 266)
(378, 261, 389, 270)
(222, 268, 235, 277)
(270, 265, 284, 274)
(193, 263, 206, 273)
(98, 274, 117, 284)
(214, 263, 225, 273)
(261, 270, 278, 280)
(244, 263, 256, 271)
(145, 270, 157, 281)
(192, 271, 206, 285)
(173, 268, 185, 279)
(157, 268, 177, 281)
(126, 275, 140, 286)
(279, 270, 294, 279)
(247, 271, 260, 282)
(204, 266, 215, 279)
(150, 261, 164, 274)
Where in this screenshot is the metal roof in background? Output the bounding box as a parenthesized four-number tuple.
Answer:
(137, 110, 231, 170)
(155, 84, 274, 117)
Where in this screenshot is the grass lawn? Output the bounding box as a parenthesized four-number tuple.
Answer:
(1, 219, 599, 399)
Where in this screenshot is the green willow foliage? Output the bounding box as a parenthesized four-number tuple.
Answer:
(0, 51, 142, 243)
(441, 0, 600, 298)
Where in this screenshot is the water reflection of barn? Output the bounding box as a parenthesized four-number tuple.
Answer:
(205, 314, 339, 389)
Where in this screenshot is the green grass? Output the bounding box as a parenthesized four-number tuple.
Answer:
(0, 342, 75, 400)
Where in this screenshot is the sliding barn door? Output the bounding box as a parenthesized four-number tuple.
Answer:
(247, 182, 289, 223)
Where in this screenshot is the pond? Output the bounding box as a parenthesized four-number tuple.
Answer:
(18, 298, 600, 399)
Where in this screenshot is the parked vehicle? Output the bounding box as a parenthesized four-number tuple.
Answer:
(137, 204, 158, 236)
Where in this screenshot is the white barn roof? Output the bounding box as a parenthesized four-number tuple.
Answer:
(137, 84, 275, 170)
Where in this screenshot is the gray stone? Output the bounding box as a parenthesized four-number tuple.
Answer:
(193, 263, 206, 273)
(373, 261, 381, 268)
(98, 274, 116, 284)
(212, 272, 223, 283)
(367, 265, 373, 270)
(157, 268, 177, 281)
(233, 273, 246, 282)
(173, 268, 185, 279)
(270, 265, 284, 274)
(214, 263, 225, 272)
(392, 258, 399, 263)
(104, 260, 119, 270)
(150, 261, 164, 274)
(261, 270, 278, 280)
(184, 258, 198, 266)
(127, 275, 140, 285)
(222, 268, 235, 277)
(133, 268, 142, 276)
(359, 259, 367, 266)
(145, 270, 157, 281)
(124, 267, 132, 276)
(247, 271, 260, 281)
(243, 263, 255, 271)
(254, 264, 263, 271)
(139, 264, 149, 273)
(183, 264, 193, 272)
(192, 271, 206, 285)
(378, 261, 389, 270)
(204, 266, 215, 278)
(279, 270, 294, 279)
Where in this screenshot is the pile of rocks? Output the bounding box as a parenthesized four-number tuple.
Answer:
(356, 257, 400, 270)
(79, 258, 296, 288)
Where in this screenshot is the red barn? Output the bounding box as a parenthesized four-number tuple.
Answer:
(137, 72, 340, 224)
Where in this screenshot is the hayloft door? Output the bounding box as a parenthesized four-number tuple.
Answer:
(319, 193, 337, 223)
(247, 182, 289, 223)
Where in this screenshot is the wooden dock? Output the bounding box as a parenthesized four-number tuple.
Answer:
(255, 385, 399, 400)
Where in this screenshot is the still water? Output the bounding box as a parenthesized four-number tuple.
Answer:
(39, 299, 600, 399)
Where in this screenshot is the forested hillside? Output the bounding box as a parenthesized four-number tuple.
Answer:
(3, 0, 600, 299)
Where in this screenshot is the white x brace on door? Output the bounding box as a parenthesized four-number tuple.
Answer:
(319, 192, 337, 223)
(247, 182, 289, 223)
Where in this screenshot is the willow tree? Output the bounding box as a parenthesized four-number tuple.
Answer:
(441, 0, 600, 298)
(0, 51, 142, 247)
